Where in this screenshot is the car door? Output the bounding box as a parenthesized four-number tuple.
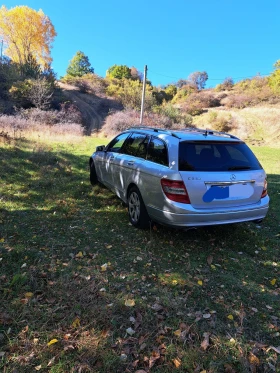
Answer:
(95, 132, 131, 189)
(110, 132, 149, 200)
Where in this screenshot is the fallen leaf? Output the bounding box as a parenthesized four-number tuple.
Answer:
(248, 352, 260, 365)
(201, 332, 210, 350)
(75, 251, 83, 258)
(203, 313, 211, 319)
(173, 357, 181, 368)
(126, 327, 135, 336)
(72, 317, 80, 328)
(125, 299, 135, 307)
(197, 280, 203, 286)
(35, 365, 42, 371)
(174, 329, 181, 337)
(227, 314, 234, 320)
(207, 255, 213, 265)
(0, 238, 4, 243)
(47, 338, 58, 346)
(100, 263, 108, 271)
(135, 370, 147, 373)
(25, 292, 33, 298)
(270, 279, 277, 286)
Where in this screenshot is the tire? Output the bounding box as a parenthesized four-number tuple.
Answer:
(127, 186, 150, 229)
(90, 161, 98, 185)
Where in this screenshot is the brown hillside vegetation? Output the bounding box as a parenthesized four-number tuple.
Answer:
(58, 82, 122, 133)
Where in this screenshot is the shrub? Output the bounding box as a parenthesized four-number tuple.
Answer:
(0, 114, 83, 139)
(212, 116, 233, 132)
(102, 109, 178, 136)
(215, 77, 234, 91)
(268, 60, 280, 94)
(9, 78, 54, 109)
(221, 94, 254, 109)
(18, 103, 82, 125)
(153, 103, 193, 126)
(105, 79, 156, 111)
(172, 84, 197, 103)
(180, 92, 220, 116)
(61, 74, 108, 96)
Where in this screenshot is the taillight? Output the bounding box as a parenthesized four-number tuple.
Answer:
(261, 178, 268, 198)
(161, 179, 190, 204)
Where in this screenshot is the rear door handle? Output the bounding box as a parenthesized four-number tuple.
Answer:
(109, 155, 115, 160)
(127, 161, 135, 166)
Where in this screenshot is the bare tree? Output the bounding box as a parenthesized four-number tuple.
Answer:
(28, 78, 53, 109)
(188, 71, 208, 90)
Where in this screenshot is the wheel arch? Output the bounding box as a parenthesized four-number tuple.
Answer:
(126, 183, 138, 199)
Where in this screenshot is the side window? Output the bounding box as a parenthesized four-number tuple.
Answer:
(122, 133, 148, 158)
(106, 133, 130, 153)
(147, 137, 168, 166)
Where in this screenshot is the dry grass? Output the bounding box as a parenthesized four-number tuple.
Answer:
(0, 114, 84, 143)
(193, 105, 280, 146)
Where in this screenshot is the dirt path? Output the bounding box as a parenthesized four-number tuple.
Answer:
(58, 82, 122, 134)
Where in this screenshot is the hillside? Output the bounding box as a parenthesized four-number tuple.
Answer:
(57, 81, 280, 146)
(58, 82, 122, 134)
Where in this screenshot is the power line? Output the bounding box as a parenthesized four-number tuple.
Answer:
(147, 69, 272, 82)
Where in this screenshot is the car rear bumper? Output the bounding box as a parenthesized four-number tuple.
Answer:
(147, 198, 269, 227)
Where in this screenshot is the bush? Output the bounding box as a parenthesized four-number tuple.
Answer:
(105, 78, 156, 111)
(172, 84, 197, 103)
(61, 74, 108, 96)
(18, 104, 82, 125)
(215, 77, 234, 91)
(0, 114, 83, 139)
(9, 78, 54, 109)
(153, 103, 193, 126)
(206, 111, 236, 133)
(221, 94, 254, 109)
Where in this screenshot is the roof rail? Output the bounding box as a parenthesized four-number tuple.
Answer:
(128, 126, 181, 139)
(129, 125, 239, 140)
(179, 126, 239, 139)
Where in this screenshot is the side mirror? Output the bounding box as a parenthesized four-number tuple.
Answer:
(96, 145, 105, 152)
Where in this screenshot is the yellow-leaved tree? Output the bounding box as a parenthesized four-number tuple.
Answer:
(0, 5, 56, 68)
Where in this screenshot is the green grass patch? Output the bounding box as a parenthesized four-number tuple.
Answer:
(0, 137, 279, 372)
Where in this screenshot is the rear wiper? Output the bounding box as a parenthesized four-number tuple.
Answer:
(228, 166, 251, 170)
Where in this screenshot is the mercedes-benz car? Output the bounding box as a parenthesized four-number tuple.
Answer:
(89, 126, 269, 229)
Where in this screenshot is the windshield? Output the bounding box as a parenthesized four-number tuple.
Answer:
(178, 141, 262, 171)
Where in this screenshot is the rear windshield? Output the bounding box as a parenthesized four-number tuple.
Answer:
(179, 141, 262, 171)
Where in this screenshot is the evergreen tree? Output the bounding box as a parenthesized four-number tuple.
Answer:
(66, 51, 94, 77)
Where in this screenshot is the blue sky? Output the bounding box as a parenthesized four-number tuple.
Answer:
(2, 0, 280, 87)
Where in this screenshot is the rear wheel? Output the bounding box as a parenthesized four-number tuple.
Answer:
(90, 161, 98, 185)
(128, 186, 150, 229)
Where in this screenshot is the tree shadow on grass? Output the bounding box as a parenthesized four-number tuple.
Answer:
(0, 140, 279, 372)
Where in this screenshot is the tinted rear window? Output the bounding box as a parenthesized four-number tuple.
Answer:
(179, 141, 262, 171)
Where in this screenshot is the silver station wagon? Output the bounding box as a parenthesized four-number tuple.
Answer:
(89, 127, 269, 229)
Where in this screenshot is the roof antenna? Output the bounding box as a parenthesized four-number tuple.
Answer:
(204, 129, 208, 137)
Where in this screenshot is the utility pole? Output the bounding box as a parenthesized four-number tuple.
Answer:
(140, 65, 147, 124)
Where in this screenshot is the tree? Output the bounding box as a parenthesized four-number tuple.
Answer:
(0, 6, 56, 68)
(130, 66, 143, 81)
(188, 71, 208, 90)
(268, 60, 280, 94)
(106, 64, 132, 79)
(66, 51, 94, 77)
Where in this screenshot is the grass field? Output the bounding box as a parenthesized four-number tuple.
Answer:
(0, 133, 279, 373)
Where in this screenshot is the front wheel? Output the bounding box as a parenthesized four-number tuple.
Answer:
(128, 186, 150, 229)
